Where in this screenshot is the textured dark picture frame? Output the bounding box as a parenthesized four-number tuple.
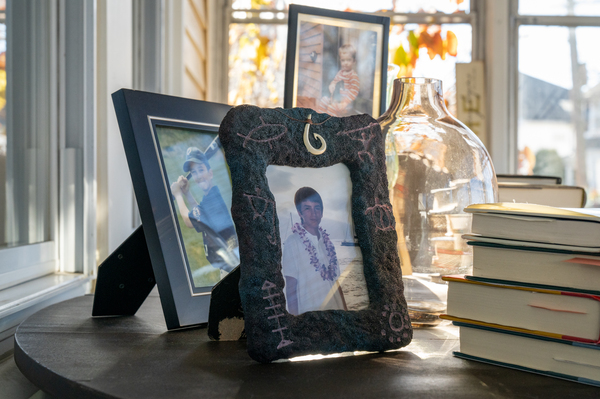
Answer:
(112, 89, 232, 330)
(284, 4, 390, 117)
(219, 105, 412, 363)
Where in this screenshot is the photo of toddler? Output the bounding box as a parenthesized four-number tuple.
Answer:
(316, 44, 360, 117)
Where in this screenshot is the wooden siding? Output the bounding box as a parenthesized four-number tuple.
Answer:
(297, 23, 323, 108)
(183, 0, 207, 100)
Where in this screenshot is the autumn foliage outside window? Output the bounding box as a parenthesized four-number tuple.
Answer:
(389, 24, 458, 78)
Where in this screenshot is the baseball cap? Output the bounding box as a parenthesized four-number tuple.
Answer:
(183, 147, 210, 172)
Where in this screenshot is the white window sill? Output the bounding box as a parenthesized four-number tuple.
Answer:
(0, 273, 92, 357)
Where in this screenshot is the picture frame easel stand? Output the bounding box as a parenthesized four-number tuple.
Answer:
(92, 226, 157, 317)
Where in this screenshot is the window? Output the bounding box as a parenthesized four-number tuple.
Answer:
(0, 0, 58, 290)
(0, 0, 95, 290)
(227, 0, 479, 118)
(514, 0, 600, 206)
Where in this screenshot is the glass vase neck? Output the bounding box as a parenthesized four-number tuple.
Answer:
(379, 77, 448, 123)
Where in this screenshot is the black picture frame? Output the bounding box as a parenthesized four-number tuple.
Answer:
(112, 89, 236, 330)
(219, 105, 412, 363)
(284, 5, 390, 118)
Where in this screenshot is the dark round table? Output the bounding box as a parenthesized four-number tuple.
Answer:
(13, 295, 600, 398)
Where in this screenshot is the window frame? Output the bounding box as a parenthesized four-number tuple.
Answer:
(0, 0, 100, 359)
(0, 0, 60, 289)
(0, 0, 95, 295)
(507, 0, 600, 176)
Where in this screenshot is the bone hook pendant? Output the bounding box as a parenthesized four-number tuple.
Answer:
(303, 114, 326, 155)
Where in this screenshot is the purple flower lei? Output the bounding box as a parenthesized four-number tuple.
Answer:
(292, 222, 339, 282)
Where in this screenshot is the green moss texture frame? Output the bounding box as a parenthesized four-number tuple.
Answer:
(219, 105, 412, 363)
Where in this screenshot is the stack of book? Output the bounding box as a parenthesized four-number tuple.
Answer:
(441, 202, 600, 387)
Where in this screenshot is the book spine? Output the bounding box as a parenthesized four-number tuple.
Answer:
(453, 352, 600, 388)
(444, 315, 600, 345)
(443, 274, 600, 299)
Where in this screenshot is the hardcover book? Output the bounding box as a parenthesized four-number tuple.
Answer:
(496, 174, 562, 185)
(465, 203, 600, 247)
(497, 183, 586, 208)
(454, 321, 600, 387)
(442, 275, 600, 344)
(463, 234, 600, 253)
(468, 240, 600, 292)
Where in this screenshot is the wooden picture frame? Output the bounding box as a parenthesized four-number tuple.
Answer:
(112, 89, 237, 329)
(284, 5, 390, 118)
(219, 104, 412, 363)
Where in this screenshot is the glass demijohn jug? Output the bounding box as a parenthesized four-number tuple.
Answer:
(378, 77, 498, 326)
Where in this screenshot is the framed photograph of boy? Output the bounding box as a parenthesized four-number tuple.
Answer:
(266, 164, 370, 316)
(284, 5, 390, 118)
(110, 89, 237, 330)
(218, 105, 412, 363)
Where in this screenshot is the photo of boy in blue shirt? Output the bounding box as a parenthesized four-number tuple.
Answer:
(170, 147, 238, 275)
